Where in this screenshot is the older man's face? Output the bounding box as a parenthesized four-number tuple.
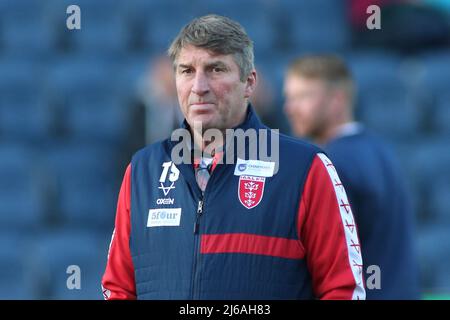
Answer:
(175, 45, 256, 132)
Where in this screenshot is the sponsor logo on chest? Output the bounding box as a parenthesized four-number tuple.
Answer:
(147, 208, 182, 227)
(234, 159, 273, 209)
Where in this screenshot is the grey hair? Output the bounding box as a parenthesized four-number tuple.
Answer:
(168, 14, 254, 82)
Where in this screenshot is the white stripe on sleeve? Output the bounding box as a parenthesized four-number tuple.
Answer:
(317, 153, 366, 300)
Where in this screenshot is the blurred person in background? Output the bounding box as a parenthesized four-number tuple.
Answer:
(101, 15, 366, 300)
(249, 68, 282, 130)
(283, 55, 421, 299)
(136, 55, 184, 144)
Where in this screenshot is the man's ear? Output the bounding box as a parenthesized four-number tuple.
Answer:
(244, 70, 257, 98)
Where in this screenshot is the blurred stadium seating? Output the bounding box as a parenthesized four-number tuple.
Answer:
(28, 229, 109, 299)
(0, 143, 48, 230)
(347, 51, 423, 139)
(0, 0, 449, 299)
(0, 232, 36, 299)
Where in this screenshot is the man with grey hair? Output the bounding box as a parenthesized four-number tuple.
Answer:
(102, 15, 365, 300)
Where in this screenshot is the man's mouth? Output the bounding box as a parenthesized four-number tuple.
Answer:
(190, 102, 214, 106)
(190, 102, 215, 113)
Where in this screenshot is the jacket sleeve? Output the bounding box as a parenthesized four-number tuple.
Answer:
(298, 153, 366, 300)
(101, 164, 136, 300)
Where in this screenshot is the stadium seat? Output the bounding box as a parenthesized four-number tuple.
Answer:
(0, 144, 48, 230)
(69, 1, 129, 56)
(0, 59, 51, 141)
(360, 88, 421, 140)
(347, 51, 404, 89)
(407, 138, 450, 222)
(64, 96, 131, 145)
(391, 141, 423, 221)
(417, 50, 450, 135)
(142, 14, 194, 54)
(0, 0, 55, 58)
(43, 0, 128, 57)
(46, 58, 131, 145)
(419, 50, 450, 96)
(42, 141, 120, 229)
(115, 55, 152, 101)
(0, 100, 52, 143)
(124, 0, 184, 24)
(348, 52, 422, 139)
(433, 93, 450, 136)
(428, 178, 450, 224)
(0, 232, 36, 299)
(193, 0, 277, 52)
(409, 139, 450, 186)
(29, 229, 110, 299)
(119, 0, 196, 53)
(47, 57, 120, 97)
(69, 16, 129, 56)
(417, 226, 450, 294)
(282, 0, 350, 53)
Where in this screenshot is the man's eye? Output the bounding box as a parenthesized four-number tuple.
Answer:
(181, 69, 192, 74)
(212, 67, 224, 73)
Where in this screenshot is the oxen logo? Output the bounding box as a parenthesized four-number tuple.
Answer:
(238, 175, 266, 209)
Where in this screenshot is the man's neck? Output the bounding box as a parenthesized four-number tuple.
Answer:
(332, 121, 362, 139)
(315, 118, 355, 145)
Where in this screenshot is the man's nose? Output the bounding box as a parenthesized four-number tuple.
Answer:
(191, 71, 209, 96)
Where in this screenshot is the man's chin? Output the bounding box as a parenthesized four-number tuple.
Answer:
(189, 115, 216, 129)
(294, 128, 309, 138)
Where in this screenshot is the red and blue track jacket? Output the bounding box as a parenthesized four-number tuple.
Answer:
(102, 106, 366, 300)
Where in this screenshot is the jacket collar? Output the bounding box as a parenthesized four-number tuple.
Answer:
(165, 104, 264, 195)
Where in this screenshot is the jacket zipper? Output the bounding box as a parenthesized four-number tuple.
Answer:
(191, 194, 204, 299)
(194, 197, 204, 234)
